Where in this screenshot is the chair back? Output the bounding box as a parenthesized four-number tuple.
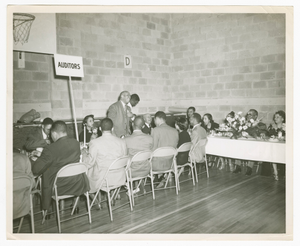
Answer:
(127, 150, 152, 168)
(177, 142, 192, 153)
(109, 156, 130, 170)
(150, 147, 177, 159)
(53, 163, 87, 186)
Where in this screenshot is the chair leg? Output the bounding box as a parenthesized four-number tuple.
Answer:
(174, 171, 178, 195)
(30, 193, 35, 233)
(205, 159, 210, 178)
(41, 210, 47, 225)
(85, 192, 92, 224)
(17, 217, 24, 233)
(194, 162, 198, 183)
(190, 165, 195, 186)
(107, 191, 113, 221)
(126, 183, 133, 211)
(55, 199, 61, 233)
(130, 180, 135, 207)
(71, 197, 80, 215)
(177, 168, 181, 191)
(150, 173, 155, 200)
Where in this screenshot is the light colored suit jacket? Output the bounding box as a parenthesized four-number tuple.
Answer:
(151, 123, 179, 150)
(107, 101, 130, 138)
(151, 123, 179, 171)
(84, 132, 127, 193)
(124, 130, 153, 177)
(190, 124, 207, 163)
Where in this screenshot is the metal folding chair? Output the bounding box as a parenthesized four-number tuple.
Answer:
(190, 138, 209, 182)
(51, 163, 91, 233)
(13, 176, 35, 233)
(149, 147, 178, 200)
(90, 156, 132, 221)
(125, 150, 152, 206)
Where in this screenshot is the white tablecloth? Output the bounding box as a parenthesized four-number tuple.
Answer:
(206, 136, 286, 164)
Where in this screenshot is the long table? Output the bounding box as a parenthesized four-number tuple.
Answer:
(205, 136, 286, 164)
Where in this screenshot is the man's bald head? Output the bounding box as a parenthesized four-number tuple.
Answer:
(133, 116, 145, 130)
(119, 91, 131, 104)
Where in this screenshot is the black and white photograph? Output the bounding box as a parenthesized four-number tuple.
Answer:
(4, 2, 297, 242)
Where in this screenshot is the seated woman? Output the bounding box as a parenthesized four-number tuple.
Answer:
(268, 110, 286, 180)
(186, 106, 196, 131)
(79, 115, 102, 144)
(202, 113, 219, 134)
(175, 117, 191, 174)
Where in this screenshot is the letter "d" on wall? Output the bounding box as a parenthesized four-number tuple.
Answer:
(124, 55, 132, 68)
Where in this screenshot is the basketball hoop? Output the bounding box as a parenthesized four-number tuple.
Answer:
(13, 13, 35, 45)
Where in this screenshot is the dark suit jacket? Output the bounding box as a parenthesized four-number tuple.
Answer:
(25, 127, 49, 151)
(31, 136, 90, 211)
(107, 101, 130, 137)
(141, 124, 151, 135)
(177, 130, 191, 165)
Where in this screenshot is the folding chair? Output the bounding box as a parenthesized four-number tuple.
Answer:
(175, 142, 195, 190)
(125, 150, 152, 206)
(52, 163, 91, 233)
(90, 156, 132, 221)
(190, 138, 209, 182)
(13, 176, 35, 233)
(149, 147, 178, 200)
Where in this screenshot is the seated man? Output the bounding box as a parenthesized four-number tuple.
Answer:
(233, 109, 267, 176)
(25, 117, 53, 152)
(142, 113, 153, 135)
(151, 111, 179, 188)
(31, 121, 90, 215)
(82, 118, 127, 195)
(189, 113, 207, 164)
(124, 116, 153, 193)
(13, 149, 35, 220)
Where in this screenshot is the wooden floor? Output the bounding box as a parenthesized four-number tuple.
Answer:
(13, 164, 286, 234)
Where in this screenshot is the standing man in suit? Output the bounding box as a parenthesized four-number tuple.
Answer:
(127, 94, 140, 133)
(189, 113, 207, 164)
(151, 111, 179, 188)
(107, 91, 131, 138)
(31, 121, 90, 216)
(25, 117, 53, 151)
(124, 116, 153, 194)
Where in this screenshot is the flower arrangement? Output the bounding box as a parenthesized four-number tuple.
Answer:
(223, 111, 267, 139)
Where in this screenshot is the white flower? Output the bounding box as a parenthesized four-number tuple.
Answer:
(239, 126, 243, 130)
(243, 125, 248, 130)
(238, 111, 243, 115)
(250, 119, 254, 123)
(242, 131, 249, 137)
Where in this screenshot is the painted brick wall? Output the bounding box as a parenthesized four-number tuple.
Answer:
(13, 13, 285, 126)
(170, 14, 285, 125)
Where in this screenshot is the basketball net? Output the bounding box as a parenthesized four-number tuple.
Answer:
(13, 13, 35, 45)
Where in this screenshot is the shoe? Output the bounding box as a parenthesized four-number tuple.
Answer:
(156, 179, 166, 189)
(274, 175, 279, 181)
(233, 165, 241, 174)
(245, 166, 252, 176)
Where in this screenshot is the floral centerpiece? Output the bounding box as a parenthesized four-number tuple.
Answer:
(224, 111, 268, 139)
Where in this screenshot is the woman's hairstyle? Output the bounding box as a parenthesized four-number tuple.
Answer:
(203, 113, 214, 124)
(273, 110, 286, 123)
(82, 114, 94, 127)
(186, 106, 196, 115)
(175, 117, 188, 131)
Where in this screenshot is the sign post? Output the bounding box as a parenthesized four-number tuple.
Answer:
(54, 54, 84, 141)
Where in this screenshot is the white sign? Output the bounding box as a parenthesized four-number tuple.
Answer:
(124, 55, 132, 68)
(54, 54, 84, 77)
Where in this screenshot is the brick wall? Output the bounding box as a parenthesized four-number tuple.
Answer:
(170, 14, 285, 125)
(13, 13, 285, 126)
